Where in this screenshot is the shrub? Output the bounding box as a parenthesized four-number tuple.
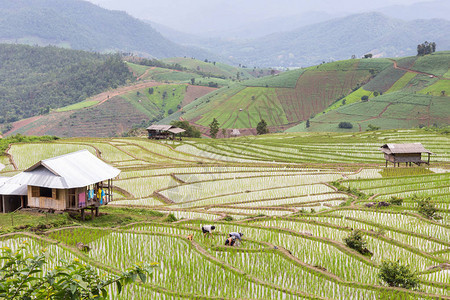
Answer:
(378, 260, 420, 289)
(416, 196, 441, 220)
(164, 213, 177, 223)
(338, 122, 353, 129)
(366, 124, 380, 131)
(223, 215, 234, 221)
(361, 95, 369, 101)
(0, 245, 156, 299)
(389, 196, 403, 206)
(343, 230, 373, 257)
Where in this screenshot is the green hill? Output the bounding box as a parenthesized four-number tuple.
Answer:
(0, 44, 133, 125)
(166, 58, 391, 132)
(159, 53, 449, 135)
(287, 52, 450, 132)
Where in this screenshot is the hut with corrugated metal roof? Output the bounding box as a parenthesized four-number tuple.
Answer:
(0, 150, 120, 217)
(146, 124, 186, 140)
(379, 143, 434, 167)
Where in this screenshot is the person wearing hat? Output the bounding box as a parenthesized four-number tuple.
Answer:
(229, 232, 244, 246)
(201, 225, 216, 237)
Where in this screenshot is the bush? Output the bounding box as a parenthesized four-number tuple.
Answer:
(0, 244, 157, 299)
(366, 124, 380, 131)
(338, 122, 353, 129)
(378, 260, 420, 289)
(361, 95, 369, 101)
(223, 216, 234, 221)
(164, 213, 177, 223)
(416, 195, 441, 220)
(343, 230, 373, 256)
(389, 196, 403, 206)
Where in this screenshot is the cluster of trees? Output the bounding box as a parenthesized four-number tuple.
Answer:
(338, 122, 353, 129)
(132, 57, 187, 72)
(417, 41, 436, 56)
(0, 44, 133, 125)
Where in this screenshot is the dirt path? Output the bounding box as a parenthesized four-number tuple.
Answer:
(357, 103, 393, 131)
(94, 80, 162, 106)
(7, 81, 165, 136)
(391, 60, 438, 78)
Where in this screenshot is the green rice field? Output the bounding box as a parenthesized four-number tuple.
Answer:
(1, 129, 449, 299)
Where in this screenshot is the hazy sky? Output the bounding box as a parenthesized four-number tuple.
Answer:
(86, 0, 437, 34)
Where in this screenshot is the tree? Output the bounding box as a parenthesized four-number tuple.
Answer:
(378, 260, 420, 289)
(364, 53, 373, 59)
(338, 122, 353, 129)
(190, 78, 195, 85)
(306, 119, 310, 128)
(209, 118, 220, 138)
(0, 244, 157, 299)
(417, 41, 436, 56)
(148, 87, 154, 95)
(256, 119, 269, 135)
(361, 95, 369, 102)
(343, 230, 373, 256)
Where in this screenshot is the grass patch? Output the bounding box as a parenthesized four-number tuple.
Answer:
(379, 167, 434, 178)
(386, 73, 417, 93)
(418, 80, 450, 97)
(0, 212, 73, 234)
(55, 100, 99, 112)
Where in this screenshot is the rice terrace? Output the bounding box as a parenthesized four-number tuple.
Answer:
(1, 129, 449, 299)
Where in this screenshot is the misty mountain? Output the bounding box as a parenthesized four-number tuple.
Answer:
(209, 12, 450, 67)
(0, 0, 221, 61)
(377, 0, 450, 21)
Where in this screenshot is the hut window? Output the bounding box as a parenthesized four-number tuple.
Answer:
(39, 187, 52, 198)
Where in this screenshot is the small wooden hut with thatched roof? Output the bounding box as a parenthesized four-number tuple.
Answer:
(379, 143, 434, 167)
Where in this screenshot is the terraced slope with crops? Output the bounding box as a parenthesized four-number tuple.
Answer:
(174, 59, 388, 134)
(288, 52, 450, 132)
(1, 129, 449, 299)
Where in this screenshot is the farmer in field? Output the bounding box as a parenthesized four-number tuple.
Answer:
(229, 232, 244, 246)
(224, 235, 236, 246)
(202, 225, 216, 237)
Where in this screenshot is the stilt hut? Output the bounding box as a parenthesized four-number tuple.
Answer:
(379, 143, 434, 167)
(147, 125, 185, 140)
(0, 150, 120, 217)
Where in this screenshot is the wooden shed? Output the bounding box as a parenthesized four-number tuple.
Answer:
(231, 129, 241, 137)
(0, 150, 120, 217)
(379, 143, 434, 167)
(147, 125, 186, 140)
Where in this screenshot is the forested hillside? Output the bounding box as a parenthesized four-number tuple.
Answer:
(0, 0, 218, 61)
(0, 44, 133, 124)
